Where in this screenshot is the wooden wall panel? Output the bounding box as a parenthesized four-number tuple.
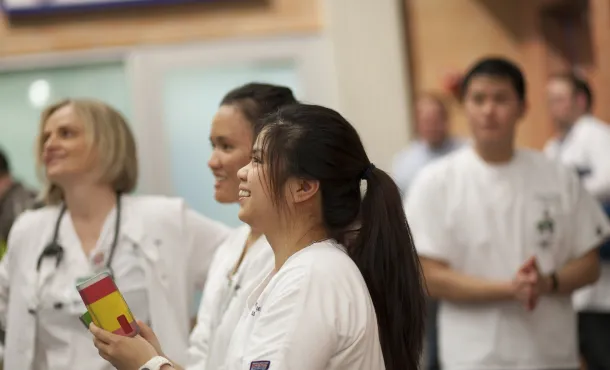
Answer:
(406, 0, 610, 149)
(0, 0, 322, 57)
(589, 0, 610, 121)
(406, 0, 552, 149)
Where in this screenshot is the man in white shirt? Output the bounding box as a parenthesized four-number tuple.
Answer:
(545, 74, 610, 370)
(406, 57, 610, 370)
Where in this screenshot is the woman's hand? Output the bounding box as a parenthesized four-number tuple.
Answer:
(90, 322, 160, 370)
(135, 320, 165, 358)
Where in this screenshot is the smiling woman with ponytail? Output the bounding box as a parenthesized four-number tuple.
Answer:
(232, 103, 427, 370)
(90, 103, 426, 370)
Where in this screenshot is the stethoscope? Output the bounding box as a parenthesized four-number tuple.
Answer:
(36, 193, 122, 276)
(212, 264, 246, 332)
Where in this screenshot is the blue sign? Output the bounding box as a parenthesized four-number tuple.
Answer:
(1, 0, 231, 16)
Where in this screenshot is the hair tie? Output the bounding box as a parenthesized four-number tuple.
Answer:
(361, 163, 376, 180)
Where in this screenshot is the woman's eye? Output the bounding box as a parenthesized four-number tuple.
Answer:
(59, 128, 74, 138)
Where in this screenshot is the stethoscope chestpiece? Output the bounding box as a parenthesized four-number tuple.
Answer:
(36, 242, 64, 272)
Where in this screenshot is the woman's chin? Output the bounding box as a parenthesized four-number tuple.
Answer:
(214, 191, 237, 204)
(237, 206, 253, 226)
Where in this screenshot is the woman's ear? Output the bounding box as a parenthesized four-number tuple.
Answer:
(290, 178, 319, 204)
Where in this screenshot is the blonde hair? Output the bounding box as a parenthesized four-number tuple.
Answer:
(37, 99, 138, 205)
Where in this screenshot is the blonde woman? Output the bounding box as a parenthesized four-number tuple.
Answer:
(0, 99, 229, 370)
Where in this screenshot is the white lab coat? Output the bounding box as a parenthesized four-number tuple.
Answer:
(544, 115, 610, 311)
(0, 195, 229, 370)
(544, 114, 610, 202)
(187, 225, 274, 370)
(223, 240, 385, 370)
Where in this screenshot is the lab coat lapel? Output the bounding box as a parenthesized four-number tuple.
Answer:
(119, 199, 152, 261)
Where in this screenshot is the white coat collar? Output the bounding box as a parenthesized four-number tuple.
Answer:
(118, 195, 145, 246)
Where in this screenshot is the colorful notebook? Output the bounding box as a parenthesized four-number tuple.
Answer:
(76, 271, 139, 337)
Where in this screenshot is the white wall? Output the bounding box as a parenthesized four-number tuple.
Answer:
(322, 0, 413, 171)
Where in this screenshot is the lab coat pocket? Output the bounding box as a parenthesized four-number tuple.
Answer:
(112, 240, 153, 324)
(35, 297, 83, 369)
(120, 286, 150, 324)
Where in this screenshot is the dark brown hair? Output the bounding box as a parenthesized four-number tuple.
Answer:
(220, 82, 298, 135)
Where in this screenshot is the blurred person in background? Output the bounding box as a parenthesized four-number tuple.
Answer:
(545, 74, 610, 370)
(406, 57, 609, 370)
(391, 93, 463, 197)
(186, 83, 297, 370)
(0, 148, 38, 257)
(0, 99, 229, 370)
(0, 148, 39, 368)
(392, 93, 462, 370)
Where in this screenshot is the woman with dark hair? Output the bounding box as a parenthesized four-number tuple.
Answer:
(185, 83, 297, 370)
(90, 103, 425, 370)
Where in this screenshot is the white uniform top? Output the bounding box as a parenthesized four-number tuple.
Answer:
(0, 195, 229, 370)
(544, 115, 610, 202)
(405, 146, 610, 370)
(187, 225, 274, 370)
(223, 240, 385, 370)
(544, 114, 610, 312)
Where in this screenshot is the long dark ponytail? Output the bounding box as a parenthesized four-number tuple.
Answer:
(352, 166, 426, 370)
(259, 103, 426, 370)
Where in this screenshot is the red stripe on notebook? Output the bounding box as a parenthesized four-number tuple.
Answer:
(117, 315, 133, 335)
(112, 317, 137, 336)
(78, 275, 117, 305)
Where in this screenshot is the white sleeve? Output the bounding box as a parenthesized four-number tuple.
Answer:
(186, 246, 226, 370)
(404, 168, 453, 263)
(582, 127, 610, 200)
(566, 173, 610, 259)
(240, 268, 338, 370)
(184, 207, 230, 291)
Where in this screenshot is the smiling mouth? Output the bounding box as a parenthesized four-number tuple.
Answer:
(45, 158, 61, 166)
(239, 190, 251, 197)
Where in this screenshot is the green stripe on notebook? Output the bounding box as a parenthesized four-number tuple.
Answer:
(79, 311, 93, 329)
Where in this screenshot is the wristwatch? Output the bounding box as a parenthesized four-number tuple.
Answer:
(549, 271, 559, 293)
(139, 356, 173, 370)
